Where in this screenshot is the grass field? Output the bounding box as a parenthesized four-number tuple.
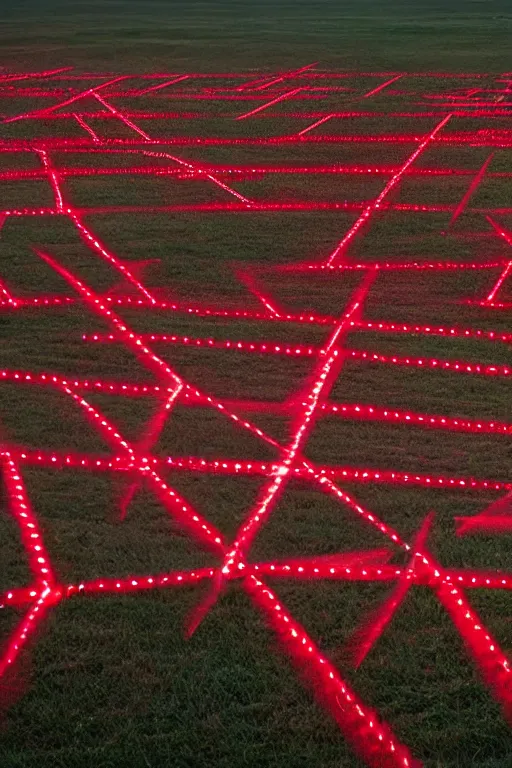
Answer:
(1, 2, 512, 767)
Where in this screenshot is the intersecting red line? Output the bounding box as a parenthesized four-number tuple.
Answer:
(1, 66, 512, 768)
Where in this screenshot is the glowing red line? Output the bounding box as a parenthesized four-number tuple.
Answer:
(0, 587, 60, 678)
(80, 333, 512, 376)
(5, 368, 507, 436)
(119, 384, 183, 519)
(0, 453, 54, 584)
(141, 149, 252, 204)
(2, 75, 129, 123)
(2, 130, 511, 149)
(0, 277, 17, 307)
(235, 268, 281, 315)
(11, 449, 510, 492)
(323, 402, 512, 435)
(224, 270, 378, 571)
(235, 88, 303, 120)
(285, 258, 509, 272)
(35, 149, 64, 213)
(296, 114, 334, 136)
(485, 217, 512, 303)
(351, 349, 511, 377)
(0, 67, 72, 83)
(73, 113, 100, 142)
(246, 575, 419, 768)
(138, 75, 190, 95)
(435, 582, 512, 722)
(239, 63, 318, 91)
(325, 113, 452, 266)
(347, 513, 433, 668)
(66, 217, 158, 304)
(93, 93, 152, 140)
(361, 74, 403, 98)
(448, 152, 495, 228)
(456, 514, 512, 535)
(60, 384, 224, 553)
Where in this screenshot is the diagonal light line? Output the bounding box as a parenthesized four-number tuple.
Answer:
(0, 67, 73, 84)
(119, 384, 183, 519)
(2, 75, 130, 124)
(138, 75, 190, 95)
(93, 92, 152, 140)
(484, 216, 512, 303)
(235, 88, 303, 120)
(220, 269, 379, 580)
(325, 113, 453, 266)
(237, 63, 318, 91)
(246, 574, 419, 768)
(141, 149, 253, 204)
(447, 151, 495, 228)
(73, 113, 100, 142)
(34, 149, 64, 213)
(60, 383, 224, 553)
(68, 214, 158, 304)
(361, 74, 404, 99)
(296, 113, 334, 137)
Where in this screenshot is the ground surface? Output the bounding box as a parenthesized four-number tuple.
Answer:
(0, 3, 511, 768)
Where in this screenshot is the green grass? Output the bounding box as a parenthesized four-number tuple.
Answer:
(1, 2, 512, 767)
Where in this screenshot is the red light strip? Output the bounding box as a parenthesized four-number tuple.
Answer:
(456, 513, 512, 535)
(80, 332, 512, 377)
(222, 270, 379, 578)
(4, 562, 512, 611)
(346, 513, 433, 668)
(296, 114, 334, 136)
(0, 67, 73, 83)
(8, 448, 511, 492)
(138, 75, 190, 95)
(0, 277, 17, 308)
(0, 452, 54, 584)
(252, 561, 512, 590)
(285, 258, 509, 272)
(435, 581, 512, 721)
(60, 384, 224, 553)
(246, 574, 419, 768)
(2, 75, 130, 124)
(322, 402, 512, 435)
(63, 219, 158, 304)
(2, 132, 511, 149)
(235, 267, 281, 315)
(5, 368, 507, 437)
(325, 114, 452, 266)
(73, 113, 100, 143)
(118, 384, 183, 519)
(351, 349, 511, 377)
(484, 217, 512, 303)
(447, 152, 495, 229)
(0, 587, 60, 677)
(141, 149, 253, 204)
(235, 87, 304, 120)
(238, 63, 318, 91)
(92, 92, 152, 140)
(361, 74, 404, 98)
(35, 149, 64, 213)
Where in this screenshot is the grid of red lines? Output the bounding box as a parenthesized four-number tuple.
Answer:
(0, 65, 512, 768)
